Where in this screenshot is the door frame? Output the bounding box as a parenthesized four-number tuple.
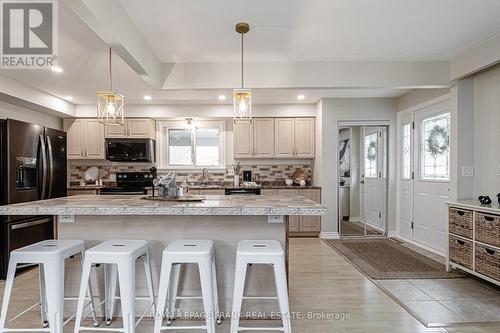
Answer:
(337, 120, 390, 238)
(396, 94, 451, 255)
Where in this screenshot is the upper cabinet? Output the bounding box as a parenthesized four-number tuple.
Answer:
(234, 117, 315, 159)
(64, 118, 105, 160)
(105, 118, 156, 139)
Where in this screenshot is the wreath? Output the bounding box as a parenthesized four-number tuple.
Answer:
(426, 125, 449, 157)
(366, 141, 377, 161)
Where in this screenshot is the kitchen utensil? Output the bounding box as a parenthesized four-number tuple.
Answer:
(84, 167, 99, 182)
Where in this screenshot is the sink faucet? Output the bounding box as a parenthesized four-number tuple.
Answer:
(202, 168, 208, 185)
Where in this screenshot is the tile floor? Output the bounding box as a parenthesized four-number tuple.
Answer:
(1, 238, 500, 332)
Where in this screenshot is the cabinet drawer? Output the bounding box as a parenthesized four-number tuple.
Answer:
(475, 212, 500, 248)
(475, 244, 500, 281)
(449, 207, 473, 239)
(449, 235, 473, 270)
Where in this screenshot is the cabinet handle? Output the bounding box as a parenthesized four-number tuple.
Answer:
(483, 216, 495, 222)
(457, 210, 465, 216)
(456, 240, 465, 246)
(485, 248, 496, 256)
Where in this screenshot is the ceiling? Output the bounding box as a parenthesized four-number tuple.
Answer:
(1, 0, 499, 105)
(121, 0, 500, 62)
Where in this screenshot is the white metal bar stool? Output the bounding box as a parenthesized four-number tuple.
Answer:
(230, 240, 291, 333)
(73, 240, 155, 333)
(154, 240, 220, 333)
(0, 239, 99, 333)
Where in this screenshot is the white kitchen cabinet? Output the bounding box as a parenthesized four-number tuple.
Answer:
(294, 118, 315, 158)
(274, 118, 295, 158)
(277, 188, 321, 235)
(253, 118, 274, 158)
(64, 118, 105, 159)
(275, 117, 315, 158)
(105, 118, 155, 139)
(233, 120, 254, 158)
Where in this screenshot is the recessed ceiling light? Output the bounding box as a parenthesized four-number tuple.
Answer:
(297, 94, 305, 100)
(218, 95, 226, 101)
(143, 95, 152, 101)
(50, 66, 63, 73)
(64, 96, 73, 101)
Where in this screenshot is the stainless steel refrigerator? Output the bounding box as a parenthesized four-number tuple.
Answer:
(0, 119, 67, 279)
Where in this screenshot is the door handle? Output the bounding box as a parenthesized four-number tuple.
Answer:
(360, 181, 365, 184)
(46, 136, 54, 199)
(39, 135, 48, 200)
(11, 218, 52, 230)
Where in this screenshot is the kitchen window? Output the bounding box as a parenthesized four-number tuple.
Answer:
(158, 120, 225, 169)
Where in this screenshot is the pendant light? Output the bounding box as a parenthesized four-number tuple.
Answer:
(233, 22, 251, 121)
(97, 47, 124, 125)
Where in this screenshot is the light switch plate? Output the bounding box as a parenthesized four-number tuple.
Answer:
(59, 215, 75, 223)
(462, 166, 474, 177)
(268, 215, 284, 224)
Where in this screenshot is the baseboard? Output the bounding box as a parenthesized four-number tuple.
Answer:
(349, 217, 361, 223)
(365, 221, 385, 233)
(319, 231, 340, 239)
(387, 230, 398, 238)
(395, 235, 445, 257)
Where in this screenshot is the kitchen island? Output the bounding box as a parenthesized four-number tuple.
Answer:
(0, 194, 326, 316)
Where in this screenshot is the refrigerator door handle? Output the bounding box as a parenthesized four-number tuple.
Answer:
(46, 136, 54, 199)
(39, 134, 48, 200)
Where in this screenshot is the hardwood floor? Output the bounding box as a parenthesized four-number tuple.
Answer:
(1, 238, 500, 332)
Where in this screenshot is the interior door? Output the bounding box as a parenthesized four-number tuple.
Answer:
(413, 100, 451, 253)
(363, 127, 384, 232)
(398, 112, 414, 239)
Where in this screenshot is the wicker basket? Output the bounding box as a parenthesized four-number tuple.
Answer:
(475, 243, 500, 281)
(475, 212, 500, 248)
(449, 235, 473, 269)
(449, 207, 473, 239)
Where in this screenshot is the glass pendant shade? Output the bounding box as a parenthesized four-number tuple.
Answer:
(97, 91, 124, 125)
(233, 89, 252, 120)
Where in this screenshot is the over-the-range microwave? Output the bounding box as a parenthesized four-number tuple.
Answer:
(105, 138, 155, 163)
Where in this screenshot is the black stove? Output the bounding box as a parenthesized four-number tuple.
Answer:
(100, 172, 154, 195)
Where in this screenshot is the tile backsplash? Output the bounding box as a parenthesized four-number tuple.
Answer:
(69, 163, 313, 184)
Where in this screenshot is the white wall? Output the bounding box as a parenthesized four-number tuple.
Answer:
(472, 65, 500, 198)
(397, 88, 450, 112)
(0, 101, 62, 129)
(316, 98, 398, 238)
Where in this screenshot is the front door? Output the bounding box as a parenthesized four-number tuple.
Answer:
(412, 100, 451, 253)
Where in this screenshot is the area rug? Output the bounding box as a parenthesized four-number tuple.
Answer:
(324, 238, 465, 279)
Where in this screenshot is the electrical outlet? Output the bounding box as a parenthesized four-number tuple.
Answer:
(268, 215, 284, 224)
(59, 215, 75, 223)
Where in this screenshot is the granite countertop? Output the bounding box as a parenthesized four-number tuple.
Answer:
(68, 185, 106, 190)
(446, 200, 500, 214)
(0, 195, 327, 216)
(189, 183, 321, 190)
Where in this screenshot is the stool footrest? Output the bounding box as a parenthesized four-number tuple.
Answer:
(238, 327, 284, 331)
(175, 296, 203, 300)
(160, 325, 207, 330)
(1, 329, 51, 332)
(78, 327, 123, 332)
(242, 296, 279, 300)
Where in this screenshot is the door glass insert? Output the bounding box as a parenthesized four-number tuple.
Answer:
(420, 113, 450, 180)
(364, 133, 378, 178)
(401, 123, 411, 179)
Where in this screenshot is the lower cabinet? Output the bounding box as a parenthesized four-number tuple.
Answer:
(447, 205, 500, 286)
(189, 189, 225, 195)
(67, 189, 100, 196)
(277, 188, 321, 236)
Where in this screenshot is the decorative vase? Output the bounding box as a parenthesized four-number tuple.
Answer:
(234, 174, 240, 187)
